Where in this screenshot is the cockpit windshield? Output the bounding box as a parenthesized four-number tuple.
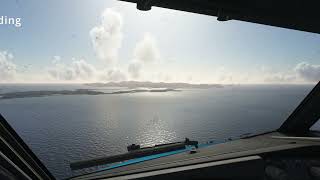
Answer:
(0, 0, 319, 179)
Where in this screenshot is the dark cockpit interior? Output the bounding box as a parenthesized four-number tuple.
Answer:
(1, 0, 320, 179)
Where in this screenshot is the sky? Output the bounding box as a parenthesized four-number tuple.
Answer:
(0, 0, 319, 84)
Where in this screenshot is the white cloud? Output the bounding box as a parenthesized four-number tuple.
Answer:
(294, 62, 320, 82)
(0, 51, 17, 82)
(52, 55, 61, 64)
(90, 8, 123, 65)
(216, 67, 233, 82)
(261, 62, 320, 83)
(47, 56, 129, 82)
(101, 69, 127, 82)
(133, 33, 160, 63)
(48, 58, 97, 81)
(128, 61, 142, 79)
(126, 33, 161, 80)
(264, 73, 296, 83)
(154, 72, 173, 82)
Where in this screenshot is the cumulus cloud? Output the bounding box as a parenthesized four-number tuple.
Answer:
(90, 8, 123, 65)
(47, 56, 129, 82)
(101, 69, 127, 82)
(127, 33, 161, 80)
(128, 61, 142, 79)
(264, 73, 296, 83)
(0, 51, 17, 81)
(262, 62, 320, 83)
(294, 62, 320, 82)
(213, 67, 233, 83)
(133, 33, 160, 63)
(48, 58, 97, 81)
(52, 55, 61, 64)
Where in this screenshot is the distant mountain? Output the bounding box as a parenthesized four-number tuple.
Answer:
(85, 81, 223, 89)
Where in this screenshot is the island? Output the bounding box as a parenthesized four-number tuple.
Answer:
(0, 88, 179, 100)
(0, 81, 223, 100)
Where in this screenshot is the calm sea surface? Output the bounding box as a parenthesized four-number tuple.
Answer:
(0, 84, 315, 179)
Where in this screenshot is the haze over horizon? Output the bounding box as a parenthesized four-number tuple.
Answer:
(0, 0, 319, 84)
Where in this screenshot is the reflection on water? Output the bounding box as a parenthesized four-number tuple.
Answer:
(0, 84, 314, 179)
(138, 114, 177, 146)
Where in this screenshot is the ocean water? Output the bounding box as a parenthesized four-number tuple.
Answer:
(0, 84, 314, 179)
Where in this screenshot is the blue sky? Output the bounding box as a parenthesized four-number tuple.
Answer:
(0, 0, 319, 83)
